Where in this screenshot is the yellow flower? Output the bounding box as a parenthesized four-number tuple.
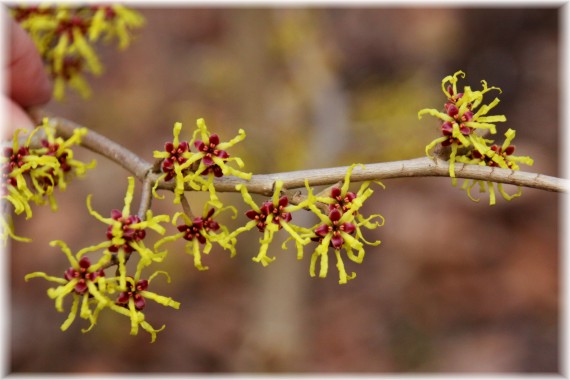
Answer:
(24, 240, 111, 332)
(298, 164, 384, 284)
(14, 4, 144, 100)
(0, 214, 31, 244)
(2, 127, 59, 219)
(84, 177, 170, 276)
(51, 55, 92, 100)
(25, 240, 179, 342)
(309, 164, 385, 246)
(155, 202, 238, 271)
(153, 119, 252, 207)
(226, 181, 309, 266)
(89, 5, 145, 49)
(456, 129, 534, 205)
(418, 70, 506, 179)
(103, 269, 179, 343)
(1, 119, 94, 243)
(418, 71, 534, 205)
(33, 118, 96, 203)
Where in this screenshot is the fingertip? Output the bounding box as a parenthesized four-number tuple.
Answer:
(7, 17, 53, 107)
(2, 97, 36, 140)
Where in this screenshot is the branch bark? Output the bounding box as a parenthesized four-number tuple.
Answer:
(48, 115, 567, 196)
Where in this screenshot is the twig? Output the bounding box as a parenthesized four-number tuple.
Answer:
(43, 114, 567, 196)
(152, 158, 566, 196)
(179, 194, 194, 218)
(37, 113, 152, 180)
(137, 177, 153, 219)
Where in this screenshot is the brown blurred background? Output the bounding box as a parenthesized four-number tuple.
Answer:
(10, 7, 560, 373)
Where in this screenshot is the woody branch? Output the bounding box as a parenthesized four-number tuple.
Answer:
(47, 114, 568, 196)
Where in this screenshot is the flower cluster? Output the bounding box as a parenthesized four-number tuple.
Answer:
(226, 181, 309, 266)
(1, 118, 95, 243)
(153, 119, 252, 207)
(155, 203, 238, 271)
(16, 69, 545, 344)
(12, 4, 144, 100)
(25, 240, 109, 333)
(25, 177, 178, 342)
(455, 128, 534, 205)
(418, 71, 534, 205)
(84, 177, 169, 275)
(226, 165, 384, 284)
(300, 164, 385, 284)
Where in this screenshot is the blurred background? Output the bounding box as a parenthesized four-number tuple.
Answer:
(10, 6, 560, 373)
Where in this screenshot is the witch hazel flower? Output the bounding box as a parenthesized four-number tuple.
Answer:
(84, 177, 169, 278)
(14, 4, 144, 100)
(88, 5, 145, 50)
(25, 240, 179, 342)
(33, 118, 96, 205)
(305, 200, 365, 285)
(1, 119, 94, 243)
(153, 122, 194, 201)
(105, 269, 180, 343)
(313, 164, 385, 244)
(225, 181, 309, 266)
(312, 208, 356, 250)
(20, 7, 102, 100)
(417, 71, 536, 205)
(155, 203, 238, 271)
(24, 240, 111, 333)
(50, 54, 92, 99)
(1, 148, 49, 242)
(2, 127, 59, 219)
(185, 118, 252, 207)
(193, 132, 229, 178)
(418, 70, 506, 179)
(468, 129, 534, 171)
(456, 128, 534, 205)
(300, 165, 384, 284)
(11, 5, 53, 23)
(153, 119, 252, 207)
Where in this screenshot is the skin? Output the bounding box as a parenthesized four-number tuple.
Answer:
(4, 16, 52, 137)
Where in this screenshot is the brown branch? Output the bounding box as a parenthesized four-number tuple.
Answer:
(152, 159, 566, 196)
(37, 114, 152, 179)
(137, 177, 153, 219)
(45, 114, 567, 196)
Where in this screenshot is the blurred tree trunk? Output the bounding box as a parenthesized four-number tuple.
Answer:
(226, 9, 349, 371)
